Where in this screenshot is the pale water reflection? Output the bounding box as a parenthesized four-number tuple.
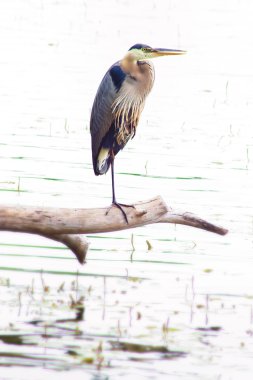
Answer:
(0, 0, 253, 379)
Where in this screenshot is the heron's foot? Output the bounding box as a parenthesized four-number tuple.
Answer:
(106, 202, 135, 224)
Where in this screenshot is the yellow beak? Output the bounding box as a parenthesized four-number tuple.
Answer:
(153, 48, 186, 57)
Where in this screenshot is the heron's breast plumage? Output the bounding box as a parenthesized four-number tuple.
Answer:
(112, 60, 155, 146)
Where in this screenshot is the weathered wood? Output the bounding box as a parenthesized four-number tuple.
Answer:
(0, 196, 228, 264)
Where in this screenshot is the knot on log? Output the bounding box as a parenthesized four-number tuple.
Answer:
(135, 208, 147, 217)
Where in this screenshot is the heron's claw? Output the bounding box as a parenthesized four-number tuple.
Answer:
(106, 202, 135, 224)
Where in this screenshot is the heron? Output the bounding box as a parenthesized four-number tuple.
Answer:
(90, 43, 185, 222)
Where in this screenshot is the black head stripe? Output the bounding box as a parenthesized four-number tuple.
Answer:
(129, 43, 152, 51)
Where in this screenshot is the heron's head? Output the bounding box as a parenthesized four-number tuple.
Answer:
(127, 43, 186, 61)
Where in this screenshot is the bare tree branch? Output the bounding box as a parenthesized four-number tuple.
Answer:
(0, 196, 228, 264)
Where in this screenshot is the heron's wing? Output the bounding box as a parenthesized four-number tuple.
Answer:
(90, 65, 118, 172)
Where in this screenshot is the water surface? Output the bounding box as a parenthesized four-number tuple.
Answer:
(0, 0, 253, 379)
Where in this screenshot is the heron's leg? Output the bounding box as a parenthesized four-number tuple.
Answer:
(111, 156, 117, 204)
(109, 157, 128, 223)
(106, 155, 134, 224)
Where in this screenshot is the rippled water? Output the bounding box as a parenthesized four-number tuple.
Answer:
(0, 0, 253, 379)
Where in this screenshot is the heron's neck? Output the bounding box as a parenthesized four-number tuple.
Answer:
(120, 52, 138, 74)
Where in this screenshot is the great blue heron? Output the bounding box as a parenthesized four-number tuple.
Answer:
(90, 43, 185, 222)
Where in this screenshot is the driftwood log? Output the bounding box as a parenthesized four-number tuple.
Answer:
(0, 196, 228, 264)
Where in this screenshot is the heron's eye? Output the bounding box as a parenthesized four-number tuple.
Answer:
(142, 48, 151, 53)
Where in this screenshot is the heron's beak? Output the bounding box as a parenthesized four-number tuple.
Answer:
(153, 48, 186, 57)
